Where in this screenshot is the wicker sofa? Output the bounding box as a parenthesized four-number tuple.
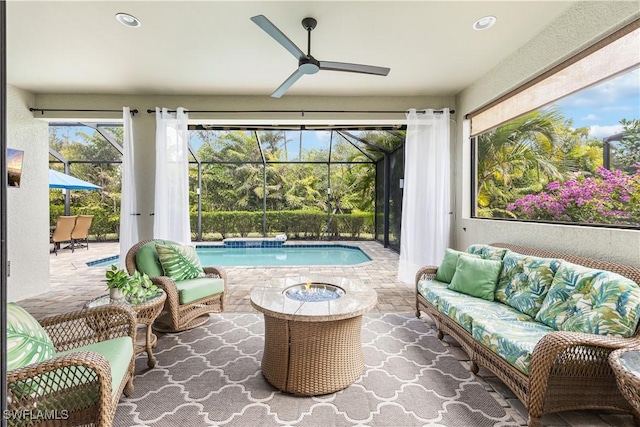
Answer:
(415, 242, 640, 426)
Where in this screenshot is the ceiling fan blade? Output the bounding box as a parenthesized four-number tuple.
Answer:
(251, 15, 306, 61)
(271, 68, 306, 98)
(319, 61, 390, 76)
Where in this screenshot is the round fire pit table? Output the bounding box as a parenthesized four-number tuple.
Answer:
(250, 277, 377, 395)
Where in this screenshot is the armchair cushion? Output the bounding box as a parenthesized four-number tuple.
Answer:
(7, 303, 55, 370)
(58, 337, 133, 396)
(175, 277, 225, 304)
(156, 243, 206, 281)
(135, 240, 171, 278)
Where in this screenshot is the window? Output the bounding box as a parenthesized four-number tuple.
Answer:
(472, 22, 639, 228)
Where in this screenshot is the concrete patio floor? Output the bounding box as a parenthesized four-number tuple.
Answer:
(14, 240, 634, 427)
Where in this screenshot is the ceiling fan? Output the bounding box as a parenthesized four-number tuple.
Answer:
(251, 15, 391, 98)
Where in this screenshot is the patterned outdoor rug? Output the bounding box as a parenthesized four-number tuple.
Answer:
(115, 313, 517, 426)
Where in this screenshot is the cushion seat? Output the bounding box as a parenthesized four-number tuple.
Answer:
(418, 280, 532, 333)
(58, 337, 134, 396)
(175, 277, 225, 304)
(472, 317, 553, 375)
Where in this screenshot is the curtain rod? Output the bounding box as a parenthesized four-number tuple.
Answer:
(29, 108, 138, 115)
(146, 108, 454, 115)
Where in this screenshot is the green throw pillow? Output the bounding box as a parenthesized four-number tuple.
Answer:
(155, 243, 206, 281)
(7, 303, 56, 370)
(435, 248, 480, 284)
(448, 256, 502, 301)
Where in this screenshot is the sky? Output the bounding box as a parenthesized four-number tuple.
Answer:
(553, 67, 640, 139)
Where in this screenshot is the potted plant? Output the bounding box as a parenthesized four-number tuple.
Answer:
(105, 265, 160, 303)
(105, 265, 133, 301)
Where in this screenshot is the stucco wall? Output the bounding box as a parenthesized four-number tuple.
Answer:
(455, 1, 640, 266)
(7, 85, 50, 300)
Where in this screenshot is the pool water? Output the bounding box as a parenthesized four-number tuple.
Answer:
(87, 244, 371, 268)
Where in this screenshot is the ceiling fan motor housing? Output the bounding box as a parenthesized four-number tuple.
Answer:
(299, 56, 320, 74)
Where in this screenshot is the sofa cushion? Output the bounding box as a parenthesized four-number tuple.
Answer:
(7, 303, 56, 370)
(58, 336, 133, 396)
(448, 256, 502, 301)
(467, 244, 508, 261)
(437, 289, 534, 333)
(136, 240, 175, 278)
(175, 277, 225, 304)
(435, 248, 480, 284)
(495, 250, 563, 317)
(417, 279, 449, 307)
(536, 262, 640, 337)
(472, 318, 554, 375)
(156, 243, 206, 281)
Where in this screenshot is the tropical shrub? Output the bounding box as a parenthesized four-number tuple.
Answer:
(507, 166, 640, 225)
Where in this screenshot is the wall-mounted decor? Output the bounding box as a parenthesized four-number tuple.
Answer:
(7, 148, 24, 187)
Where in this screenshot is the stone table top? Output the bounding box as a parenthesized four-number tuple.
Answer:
(250, 276, 377, 322)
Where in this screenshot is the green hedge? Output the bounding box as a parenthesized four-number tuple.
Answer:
(194, 210, 374, 239)
(51, 207, 374, 241)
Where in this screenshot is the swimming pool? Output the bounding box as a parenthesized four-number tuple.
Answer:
(87, 244, 371, 268)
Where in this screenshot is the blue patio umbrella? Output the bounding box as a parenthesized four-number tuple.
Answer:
(49, 169, 101, 190)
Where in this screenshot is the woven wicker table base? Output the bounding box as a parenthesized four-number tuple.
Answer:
(261, 314, 365, 395)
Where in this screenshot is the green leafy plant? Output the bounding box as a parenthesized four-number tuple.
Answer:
(105, 265, 160, 303)
(127, 270, 161, 305)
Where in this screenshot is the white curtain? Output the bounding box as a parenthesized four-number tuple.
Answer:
(154, 107, 191, 244)
(397, 108, 451, 284)
(119, 107, 139, 268)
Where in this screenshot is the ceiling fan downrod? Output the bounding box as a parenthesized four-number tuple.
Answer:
(301, 17, 317, 57)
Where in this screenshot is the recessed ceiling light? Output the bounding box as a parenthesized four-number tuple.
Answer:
(473, 16, 496, 31)
(115, 13, 141, 28)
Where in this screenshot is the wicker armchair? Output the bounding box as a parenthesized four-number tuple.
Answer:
(125, 239, 227, 332)
(6, 305, 137, 427)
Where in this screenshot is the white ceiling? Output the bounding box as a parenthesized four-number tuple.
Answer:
(6, 1, 576, 98)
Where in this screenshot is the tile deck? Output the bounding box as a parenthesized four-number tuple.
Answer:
(14, 240, 633, 427)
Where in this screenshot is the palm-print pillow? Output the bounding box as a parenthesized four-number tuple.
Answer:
(495, 250, 562, 317)
(155, 243, 206, 281)
(558, 270, 640, 337)
(7, 303, 55, 370)
(536, 262, 640, 337)
(467, 244, 507, 261)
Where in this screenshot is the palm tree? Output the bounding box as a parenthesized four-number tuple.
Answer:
(476, 109, 564, 217)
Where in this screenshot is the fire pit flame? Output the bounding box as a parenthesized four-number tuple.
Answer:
(285, 282, 345, 302)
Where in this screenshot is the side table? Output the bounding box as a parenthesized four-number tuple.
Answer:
(85, 290, 166, 368)
(609, 348, 640, 417)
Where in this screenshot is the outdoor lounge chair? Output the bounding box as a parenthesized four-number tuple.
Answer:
(50, 215, 77, 255)
(71, 214, 93, 250)
(125, 239, 227, 332)
(7, 303, 137, 427)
